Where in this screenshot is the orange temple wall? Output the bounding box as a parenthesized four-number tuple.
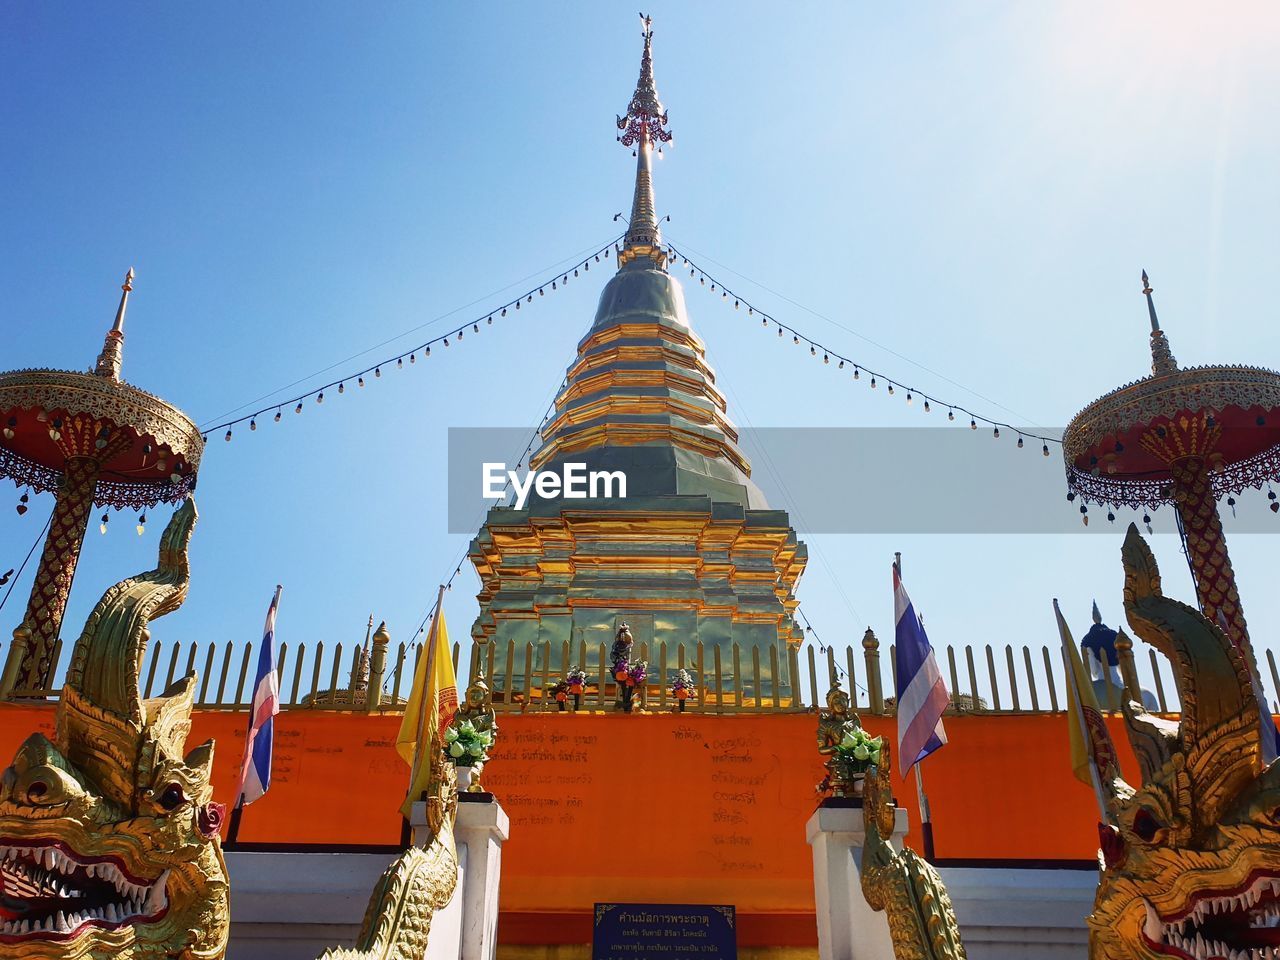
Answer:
(1, 705, 1140, 944)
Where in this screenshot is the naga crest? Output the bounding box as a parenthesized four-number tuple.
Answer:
(1089, 525, 1280, 960)
(860, 745, 967, 960)
(0, 500, 230, 960)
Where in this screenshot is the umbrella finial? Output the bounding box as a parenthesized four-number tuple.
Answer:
(1141, 269, 1178, 376)
(94, 268, 134, 380)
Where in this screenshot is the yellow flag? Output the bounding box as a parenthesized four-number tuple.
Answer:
(396, 603, 458, 818)
(1055, 599, 1120, 816)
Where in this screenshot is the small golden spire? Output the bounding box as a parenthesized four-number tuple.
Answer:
(1141, 269, 1178, 376)
(616, 14, 672, 271)
(94, 267, 134, 380)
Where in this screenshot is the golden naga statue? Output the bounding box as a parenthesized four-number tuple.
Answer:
(1088, 525, 1280, 960)
(0, 499, 230, 960)
(860, 745, 967, 960)
(317, 758, 459, 960)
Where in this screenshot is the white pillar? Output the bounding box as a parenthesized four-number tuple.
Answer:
(806, 802, 909, 960)
(454, 797, 510, 960)
(411, 801, 465, 960)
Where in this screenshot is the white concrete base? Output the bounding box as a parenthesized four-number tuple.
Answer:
(225, 799, 508, 960)
(806, 801, 909, 960)
(454, 798, 510, 960)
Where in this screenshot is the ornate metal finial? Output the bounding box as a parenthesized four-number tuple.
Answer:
(94, 267, 134, 380)
(1092, 599, 1102, 625)
(1142, 269, 1178, 376)
(616, 14, 672, 270)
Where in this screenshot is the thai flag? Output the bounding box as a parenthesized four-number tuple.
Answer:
(236, 586, 282, 807)
(894, 564, 948, 776)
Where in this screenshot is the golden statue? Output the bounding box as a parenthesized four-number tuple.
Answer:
(449, 666, 497, 793)
(816, 683, 859, 797)
(860, 746, 967, 960)
(1088, 525, 1280, 960)
(0, 500, 230, 959)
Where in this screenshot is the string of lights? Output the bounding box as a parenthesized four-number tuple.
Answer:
(202, 237, 622, 442)
(666, 244, 1063, 455)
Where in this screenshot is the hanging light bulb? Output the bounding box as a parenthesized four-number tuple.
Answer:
(837, 360, 844, 369)
(374, 367, 381, 378)
(948, 409, 955, 421)
(853, 368, 860, 380)
(15, 492, 29, 516)
(810, 345, 816, 356)
(457, 329, 463, 341)
(970, 419, 977, 430)
(516, 301, 521, 310)
(136, 513, 146, 536)
(3, 416, 14, 441)
(793, 335, 800, 345)
(993, 427, 1000, 439)
(1042, 443, 1050, 457)
(317, 392, 324, 404)
(539, 287, 544, 296)
(338, 382, 345, 394)
(225, 429, 232, 442)
(887, 383, 895, 396)
(906, 392, 913, 404)
(397, 358, 403, 368)
(923, 400, 930, 413)
(1017, 436, 1024, 448)
(426, 346, 431, 357)
(762, 317, 768, 327)
(473, 323, 479, 333)
(100, 512, 109, 534)
(250, 418, 257, 431)
(823, 354, 829, 364)
(275, 409, 282, 422)
(502, 307, 508, 317)
(734, 300, 739, 309)
(295, 402, 303, 414)
(870, 378, 877, 389)
(777, 326, 782, 337)
(410, 353, 416, 363)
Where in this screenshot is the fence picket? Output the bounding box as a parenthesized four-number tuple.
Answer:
(1005, 645, 1020, 712)
(965, 646, 981, 712)
(144, 640, 162, 698)
(1041, 646, 1059, 712)
(233, 642, 254, 706)
(290, 643, 306, 705)
(1022, 646, 1039, 712)
(985, 644, 1001, 712)
(806, 644, 818, 709)
(215, 642, 234, 705)
(1149, 649, 1168, 712)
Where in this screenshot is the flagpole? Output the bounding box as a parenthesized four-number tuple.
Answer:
(227, 584, 283, 849)
(407, 584, 448, 812)
(895, 552, 936, 863)
(1056, 599, 1110, 822)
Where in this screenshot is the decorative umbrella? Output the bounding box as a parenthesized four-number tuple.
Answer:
(1063, 271, 1280, 675)
(0, 270, 203, 695)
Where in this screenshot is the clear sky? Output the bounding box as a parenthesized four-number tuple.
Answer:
(3, 2, 1279, 706)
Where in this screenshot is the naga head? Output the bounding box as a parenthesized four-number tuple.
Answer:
(1090, 525, 1280, 960)
(0, 500, 229, 960)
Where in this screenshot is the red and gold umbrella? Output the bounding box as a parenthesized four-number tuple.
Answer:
(0, 271, 203, 695)
(1063, 272, 1280, 674)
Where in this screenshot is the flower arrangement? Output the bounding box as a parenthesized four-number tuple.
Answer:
(444, 719, 493, 767)
(550, 680, 570, 705)
(834, 723, 883, 775)
(566, 667, 587, 696)
(671, 668, 695, 701)
(626, 661, 648, 687)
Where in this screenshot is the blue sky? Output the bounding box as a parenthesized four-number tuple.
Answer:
(2, 2, 1279, 704)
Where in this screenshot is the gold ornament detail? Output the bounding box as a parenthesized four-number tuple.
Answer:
(1087, 525, 1280, 960)
(859, 746, 967, 960)
(0, 499, 230, 960)
(450, 666, 497, 793)
(816, 683, 860, 798)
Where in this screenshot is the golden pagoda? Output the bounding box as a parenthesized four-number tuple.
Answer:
(468, 17, 807, 688)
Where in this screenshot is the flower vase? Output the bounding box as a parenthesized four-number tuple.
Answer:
(852, 775, 865, 797)
(456, 765, 474, 792)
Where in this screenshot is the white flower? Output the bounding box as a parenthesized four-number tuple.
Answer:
(449, 742, 465, 758)
(852, 744, 870, 761)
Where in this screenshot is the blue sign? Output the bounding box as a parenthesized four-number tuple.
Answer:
(593, 903, 737, 960)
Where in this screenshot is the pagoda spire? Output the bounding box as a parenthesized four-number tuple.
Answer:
(94, 267, 134, 380)
(616, 14, 672, 270)
(1141, 269, 1178, 376)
